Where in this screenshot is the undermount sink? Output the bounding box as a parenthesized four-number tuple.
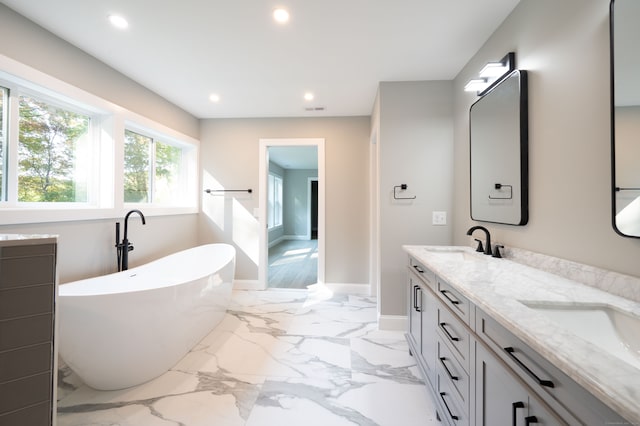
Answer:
(422, 247, 481, 262)
(521, 301, 640, 369)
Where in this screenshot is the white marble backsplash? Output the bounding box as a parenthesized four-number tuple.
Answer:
(493, 245, 640, 303)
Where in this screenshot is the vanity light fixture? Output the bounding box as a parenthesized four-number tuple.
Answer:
(465, 52, 515, 96)
(464, 78, 489, 92)
(108, 14, 129, 30)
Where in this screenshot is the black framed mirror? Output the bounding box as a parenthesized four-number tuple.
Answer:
(469, 69, 529, 225)
(611, 0, 640, 238)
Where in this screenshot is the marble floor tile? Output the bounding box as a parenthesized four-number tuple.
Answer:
(57, 289, 436, 426)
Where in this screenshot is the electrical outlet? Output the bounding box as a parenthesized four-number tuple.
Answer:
(432, 211, 447, 225)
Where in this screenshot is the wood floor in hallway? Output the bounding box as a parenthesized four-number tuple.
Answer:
(268, 239, 317, 289)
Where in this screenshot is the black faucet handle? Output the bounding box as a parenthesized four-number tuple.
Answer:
(493, 245, 504, 258)
(474, 238, 484, 253)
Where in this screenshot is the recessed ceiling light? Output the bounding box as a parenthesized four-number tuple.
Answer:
(273, 8, 290, 24)
(304, 92, 314, 101)
(209, 93, 220, 103)
(108, 14, 129, 29)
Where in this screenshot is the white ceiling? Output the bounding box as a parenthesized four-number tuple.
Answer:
(1, 0, 520, 119)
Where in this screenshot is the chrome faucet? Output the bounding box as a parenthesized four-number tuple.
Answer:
(115, 209, 146, 271)
(466, 225, 492, 255)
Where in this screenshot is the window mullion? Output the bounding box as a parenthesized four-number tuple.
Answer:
(6, 88, 20, 205)
(149, 138, 156, 203)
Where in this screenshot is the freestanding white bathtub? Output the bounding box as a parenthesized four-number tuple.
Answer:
(58, 243, 235, 390)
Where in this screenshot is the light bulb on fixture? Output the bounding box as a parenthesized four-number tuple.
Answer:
(108, 14, 129, 29)
(479, 62, 509, 78)
(304, 92, 314, 101)
(464, 79, 489, 92)
(273, 8, 290, 23)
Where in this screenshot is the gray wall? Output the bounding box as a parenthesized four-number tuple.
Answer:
(199, 117, 370, 285)
(452, 0, 640, 277)
(376, 81, 454, 316)
(283, 169, 318, 237)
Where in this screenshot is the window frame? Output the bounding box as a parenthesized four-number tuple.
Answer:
(267, 172, 283, 229)
(0, 58, 199, 225)
(123, 123, 198, 208)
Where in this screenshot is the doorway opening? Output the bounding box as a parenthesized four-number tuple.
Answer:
(258, 139, 325, 290)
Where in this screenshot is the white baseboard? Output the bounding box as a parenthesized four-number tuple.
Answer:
(378, 314, 407, 331)
(323, 282, 371, 295)
(233, 279, 263, 290)
(234, 280, 371, 295)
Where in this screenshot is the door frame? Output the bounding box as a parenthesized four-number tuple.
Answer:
(258, 138, 325, 289)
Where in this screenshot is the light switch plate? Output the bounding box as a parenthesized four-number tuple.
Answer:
(432, 211, 447, 225)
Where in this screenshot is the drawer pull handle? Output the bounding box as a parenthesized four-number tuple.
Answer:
(439, 357, 458, 381)
(413, 285, 421, 312)
(439, 392, 459, 421)
(413, 264, 424, 274)
(504, 347, 555, 388)
(439, 322, 460, 341)
(525, 416, 539, 425)
(440, 289, 461, 305)
(512, 401, 525, 426)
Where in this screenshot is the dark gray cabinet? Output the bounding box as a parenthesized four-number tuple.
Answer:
(406, 253, 631, 426)
(0, 237, 57, 426)
(476, 341, 565, 425)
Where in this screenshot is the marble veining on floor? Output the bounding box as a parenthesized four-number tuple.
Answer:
(57, 287, 437, 426)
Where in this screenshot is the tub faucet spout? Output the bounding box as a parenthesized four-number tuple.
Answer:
(118, 209, 146, 271)
(466, 225, 492, 255)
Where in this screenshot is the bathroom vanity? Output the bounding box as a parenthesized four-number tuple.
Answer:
(0, 235, 58, 426)
(404, 245, 638, 425)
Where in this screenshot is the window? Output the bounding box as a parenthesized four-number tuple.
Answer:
(268, 172, 283, 228)
(0, 86, 7, 200)
(124, 128, 191, 205)
(0, 63, 199, 224)
(18, 94, 91, 202)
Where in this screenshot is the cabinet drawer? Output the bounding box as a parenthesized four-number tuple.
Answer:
(0, 400, 51, 426)
(0, 314, 53, 351)
(0, 285, 54, 320)
(0, 343, 52, 383)
(438, 306, 471, 371)
(437, 278, 472, 326)
(438, 373, 470, 426)
(476, 309, 627, 425)
(409, 257, 436, 290)
(0, 372, 52, 415)
(438, 340, 470, 410)
(0, 255, 55, 290)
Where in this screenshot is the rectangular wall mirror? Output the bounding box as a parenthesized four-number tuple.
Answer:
(469, 69, 529, 225)
(611, 0, 640, 238)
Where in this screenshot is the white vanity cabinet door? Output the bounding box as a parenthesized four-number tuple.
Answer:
(420, 279, 438, 386)
(407, 273, 422, 355)
(475, 341, 567, 426)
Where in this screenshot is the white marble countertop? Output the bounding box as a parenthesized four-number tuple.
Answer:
(403, 245, 640, 424)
